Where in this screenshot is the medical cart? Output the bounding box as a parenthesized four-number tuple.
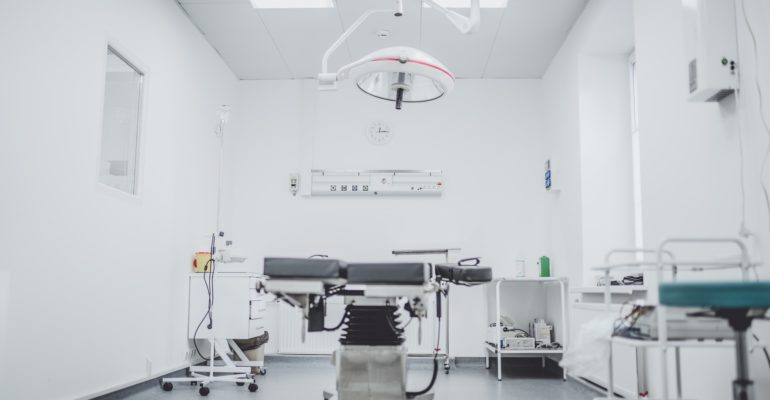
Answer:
(161, 272, 267, 396)
(484, 277, 569, 381)
(591, 239, 764, 400)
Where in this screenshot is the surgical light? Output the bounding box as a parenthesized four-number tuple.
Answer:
(342, 47, 454, 109)
(318, 0, 480, 110)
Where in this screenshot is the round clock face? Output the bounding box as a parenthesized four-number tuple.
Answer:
(365, 121, 393, 145)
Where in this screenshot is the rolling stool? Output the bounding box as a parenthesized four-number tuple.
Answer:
(660, 282, 770, 400)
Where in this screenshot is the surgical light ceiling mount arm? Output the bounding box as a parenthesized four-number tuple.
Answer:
(318, 0, 481, 110)
(422, 0, 481, 34)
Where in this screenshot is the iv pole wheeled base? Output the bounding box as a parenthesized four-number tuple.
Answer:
(160, 338, 261, 396)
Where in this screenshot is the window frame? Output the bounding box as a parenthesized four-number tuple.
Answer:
(628, 51, 644, 252)
(96, 43, 147, 198)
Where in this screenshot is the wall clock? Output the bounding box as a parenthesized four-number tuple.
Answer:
(365, 121, 393, 145)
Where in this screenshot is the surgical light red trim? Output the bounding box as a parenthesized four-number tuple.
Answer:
(370, 57, 455, 79)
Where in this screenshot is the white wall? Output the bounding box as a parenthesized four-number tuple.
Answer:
(633, 0, 770, 398)
(222, 78, 549, 357)
(578, 54, 635, 284)
(544, 0, 770, 397)
(542, 0, 636, 287)
(541, 29, 584, 287)
(541, 1, 638, 395)
(0, 1, 237, 399)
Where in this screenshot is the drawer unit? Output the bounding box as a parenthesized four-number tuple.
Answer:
(250, 299, 267, 319)
(188, 272, 266, 340)
(248, 317, 265, 338)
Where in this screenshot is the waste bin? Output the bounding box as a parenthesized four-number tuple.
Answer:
(233, 332, 269, 374)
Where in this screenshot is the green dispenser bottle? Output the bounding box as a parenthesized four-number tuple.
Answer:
(539, 256, 550, 277)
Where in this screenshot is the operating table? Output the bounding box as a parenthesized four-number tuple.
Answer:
(261, 257, 492, 400)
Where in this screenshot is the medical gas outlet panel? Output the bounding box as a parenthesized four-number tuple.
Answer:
(310, 170, 443, 196)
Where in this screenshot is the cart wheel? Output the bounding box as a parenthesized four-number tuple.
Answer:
(260, 368, 268, 376)
(161, 382, 173, 391)
(236, 381, 245, 386)
(190, 381, 196, 386)
(199, 386, 210, 396)
(248, 383, 258, 392)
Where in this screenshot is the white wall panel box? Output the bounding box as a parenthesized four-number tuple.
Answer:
(310, 170, 444, 196)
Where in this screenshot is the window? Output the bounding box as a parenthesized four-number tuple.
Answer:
(98, 47, 144, 195)
(629, 52, 644, 251)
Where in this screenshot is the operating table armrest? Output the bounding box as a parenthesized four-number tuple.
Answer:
(435, 264, 493, 286)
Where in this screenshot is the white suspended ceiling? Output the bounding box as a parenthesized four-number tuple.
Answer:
(177, 0, 589, 79)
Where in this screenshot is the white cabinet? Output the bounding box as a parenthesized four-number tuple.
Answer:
(188, 272, 266, 340)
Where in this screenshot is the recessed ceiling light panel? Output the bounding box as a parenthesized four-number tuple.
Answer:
(424, 0, 507, 8)
(250, 0, 335, 9)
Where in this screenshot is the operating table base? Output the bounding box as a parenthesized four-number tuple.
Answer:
(321, 345, 435, 400)
(324, 391, 435, 400)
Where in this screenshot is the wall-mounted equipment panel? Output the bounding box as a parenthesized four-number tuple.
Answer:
(682, 0, 738, 102)
(310, 170, 443, 196)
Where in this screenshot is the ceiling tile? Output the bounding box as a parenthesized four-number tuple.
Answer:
(421, 8, 505, 78)
(336, 0, 422, 63)
(258, 9, 350, 78)
(178, 0, 589, 80)
(180, 1, 291, 79)
(484, 0, 588, 78)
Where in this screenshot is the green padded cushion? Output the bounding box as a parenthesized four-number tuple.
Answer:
(659, 282, 770, 309)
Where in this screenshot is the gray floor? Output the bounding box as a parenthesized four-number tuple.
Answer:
(117, 356, 599, 400)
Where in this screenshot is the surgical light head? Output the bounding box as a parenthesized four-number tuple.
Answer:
(318, 0, 479, 110)
(343, 47, 455, 110)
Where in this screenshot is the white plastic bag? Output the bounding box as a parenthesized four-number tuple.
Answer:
(559, 315, 615, 377)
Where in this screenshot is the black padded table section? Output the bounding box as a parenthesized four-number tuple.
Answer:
(264, 257, 346, 279)
(435, 264, 493, 285)
(346, 263, 428, 284)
